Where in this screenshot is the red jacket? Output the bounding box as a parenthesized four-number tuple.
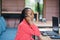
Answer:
(15, 19, 41, 40)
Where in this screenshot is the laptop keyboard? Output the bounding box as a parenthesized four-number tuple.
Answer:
(41, 31, 60, 39)
(50, 35, 60, 39)
(41, 31, 58, 36)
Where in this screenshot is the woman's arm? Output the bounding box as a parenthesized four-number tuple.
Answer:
(38, 35, 51, 40)
(38, 35, 43, 40)
(25, 15, 41, 36)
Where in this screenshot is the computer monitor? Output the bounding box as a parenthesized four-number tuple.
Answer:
(52, 17, 59, 34)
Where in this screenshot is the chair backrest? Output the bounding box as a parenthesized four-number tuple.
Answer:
(52, 17, 59, 34)
(0, 16, 6, 32)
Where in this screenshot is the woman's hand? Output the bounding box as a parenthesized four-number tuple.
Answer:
(25, 13, 34, 25)
(38, 35, 51, 40)
(25, 17, 33, 25)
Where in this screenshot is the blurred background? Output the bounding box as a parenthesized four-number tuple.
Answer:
(0, 0, 60, 40)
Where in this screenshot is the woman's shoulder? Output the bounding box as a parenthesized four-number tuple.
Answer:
(18, 22, 23, 26)
(17, 22, 24, 29)
(18, 21, 26, 27)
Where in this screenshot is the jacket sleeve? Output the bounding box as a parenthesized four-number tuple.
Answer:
(30, 24, 41, 36)
(15, 24, 35, 40)
(21, 23, 41, 36)
(15, 24, 41, 40)
(15, 24, 21, 40)
(21, 24, 35, 35)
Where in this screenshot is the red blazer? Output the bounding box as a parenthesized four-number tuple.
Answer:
(15, 19, 41, 40)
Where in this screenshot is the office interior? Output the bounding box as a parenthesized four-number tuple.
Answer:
(0, 0, 60, 40)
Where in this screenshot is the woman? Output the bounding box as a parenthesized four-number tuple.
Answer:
(15, 8, 43, 40)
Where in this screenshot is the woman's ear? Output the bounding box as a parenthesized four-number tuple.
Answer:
(25, 13, 29, 17)
(25, 14, 28, 17)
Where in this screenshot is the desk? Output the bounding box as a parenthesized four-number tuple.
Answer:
(33, 21, 52, 27)
(41, 36, 51, 40)
(2, 11, 21, 14)
(33, 21, 60, 27)
(35, 36, 60, 40)
(2, 11, 39, 22)
(35, 36, 51, 40)
(42, 36, 60, 40)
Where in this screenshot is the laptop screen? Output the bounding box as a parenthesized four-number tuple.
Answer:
(52, 17, 58, 27)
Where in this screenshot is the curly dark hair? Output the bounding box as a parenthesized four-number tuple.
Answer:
(20, 8, 33, 22)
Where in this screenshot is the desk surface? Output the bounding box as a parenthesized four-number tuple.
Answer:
(42, 36, 51, 40)
(35, 36, 51, 40)
(34, 21, 60, 27)
(36, 36, 60, 40)
(2, 11, 38, 14)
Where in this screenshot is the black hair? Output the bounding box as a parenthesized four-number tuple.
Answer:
(20, 8, 32, 22)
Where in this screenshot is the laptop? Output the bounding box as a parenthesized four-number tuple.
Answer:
(41, 17, 60, 39)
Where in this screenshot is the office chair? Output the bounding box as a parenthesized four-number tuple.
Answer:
(0, 16, 17, 40)
(0, 16, 6, 34)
